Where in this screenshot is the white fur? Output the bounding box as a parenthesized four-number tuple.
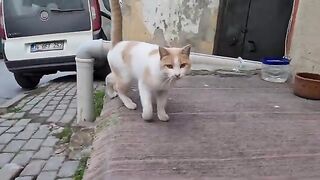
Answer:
(106, 41, 189, 121)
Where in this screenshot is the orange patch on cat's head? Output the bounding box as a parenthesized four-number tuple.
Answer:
(159, 44, 192, 70)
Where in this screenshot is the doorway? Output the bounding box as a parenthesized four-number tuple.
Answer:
(214, 0, 294, 61)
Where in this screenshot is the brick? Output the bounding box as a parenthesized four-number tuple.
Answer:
(37, 171, 57, 180)
(11, 112, 25, 119)
(20, 160, 46, 176)
(32, 126, 50, 139)
(59, 109, 76, 124)
(22, 139, 43, 151)
(3, 140, 26, 152)
(42, 136, 59, 147)
(44, 105, 56, 111)
(6, 126, 25, 133)
(33, 147, 53, 160)
(15, 119, 32, 127)
(59, 100, 70, 105)
(0, 120, 17, 127)
(0, 126, 9, 134)
(0, 163, 23, 180)
(15, 177, 34, 180)
(11, 151, 35, 166)
(57, 104, 68, 110)
(21, 105, 34, 111)
(57, 161, 79, 178)
(0, 153, 15, 167)
(53, 97, 63, 101)
(0, 113, 14, 119)
(27, 98, 42, 105)
(47, 110, 65, 123)
(0, 133, 16, 144)
(39, 111, 53, 117)
(43, 156, 65, 171)
(48, 101, 60, 105)
(15, 123, 40, 140)
(29, 108, 43, 114)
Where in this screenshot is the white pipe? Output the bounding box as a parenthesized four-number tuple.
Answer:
(76, 57, 95, 123)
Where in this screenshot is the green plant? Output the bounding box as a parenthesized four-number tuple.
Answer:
(56, 126, 72, 143)
(74, 156, 89, 180)
(94, 90, 105, 118)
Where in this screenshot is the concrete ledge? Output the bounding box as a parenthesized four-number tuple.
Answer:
(0, 93, 27, 114)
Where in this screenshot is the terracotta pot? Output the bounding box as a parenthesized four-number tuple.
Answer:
(293, 72, 320, 100)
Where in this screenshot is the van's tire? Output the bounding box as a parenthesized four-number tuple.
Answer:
(14, 73, 42, 90)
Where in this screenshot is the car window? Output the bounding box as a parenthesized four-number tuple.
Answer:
(5, 0, 83, 17)
(102, 0, 111, 11)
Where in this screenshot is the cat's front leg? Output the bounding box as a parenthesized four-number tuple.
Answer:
(138, 81, 153, 121)
(156, 90, 169, 122)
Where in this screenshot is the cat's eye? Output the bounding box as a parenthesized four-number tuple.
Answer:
(180, 63, 187, 68)
(166, 65, 173, 69)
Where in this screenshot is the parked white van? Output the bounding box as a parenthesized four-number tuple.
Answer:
(0, 0, 110, 89)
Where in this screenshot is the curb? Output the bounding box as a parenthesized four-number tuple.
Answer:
(0, 93, 27, 115)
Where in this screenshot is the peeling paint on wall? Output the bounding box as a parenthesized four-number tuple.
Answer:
(122, 0, 219, 54)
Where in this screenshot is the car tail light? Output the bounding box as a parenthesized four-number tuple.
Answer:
(0, 2, 6, 39)
(90, 0, 102, 31)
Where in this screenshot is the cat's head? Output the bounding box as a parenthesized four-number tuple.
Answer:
(159, 45, 192, 79)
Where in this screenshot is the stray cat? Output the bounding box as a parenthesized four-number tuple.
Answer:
(106, 0, 192, 121)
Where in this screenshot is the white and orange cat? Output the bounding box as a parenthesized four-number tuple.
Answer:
(106, 0, 192, 121)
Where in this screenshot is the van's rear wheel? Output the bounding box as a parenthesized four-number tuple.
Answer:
(14, 73, 42, 90)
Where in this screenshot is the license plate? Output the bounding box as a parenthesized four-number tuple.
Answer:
(31, 41, 64, 52)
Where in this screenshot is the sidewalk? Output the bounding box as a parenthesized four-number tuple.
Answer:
(85, 75, 320, 180)
(0, 79, 104, 180)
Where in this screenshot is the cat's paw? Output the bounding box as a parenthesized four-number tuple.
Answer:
(158, 113, 169, 122)
(125, 102, 137, 110)
(142, 111, 153, 121)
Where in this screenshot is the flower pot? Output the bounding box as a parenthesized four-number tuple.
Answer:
(293, 72, 320, 100)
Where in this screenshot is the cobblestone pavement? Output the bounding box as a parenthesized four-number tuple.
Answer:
(0, 80, 104, 180)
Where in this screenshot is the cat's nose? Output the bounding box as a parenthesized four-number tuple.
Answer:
(175, 74, 181, 78)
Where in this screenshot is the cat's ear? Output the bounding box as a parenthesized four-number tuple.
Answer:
(181, 44, 192, 56)
(159, 46, 170, 59)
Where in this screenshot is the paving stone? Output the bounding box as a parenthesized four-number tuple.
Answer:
(11, 112, 26, 119)
(0, 144, 4, 151)
(0, 118, 5, 123)
(15, 119, 32, 127)
(27, 98, 42, 105)
(33, 147, 53, 160)
(29, 108, 43, 114)
(11, 151, 35, 166)
(0, 113, 14, 119)
(57, 178, 73, 180)
(43, 156, 65, 171)
(0, 153, 15, 167)
(44, 105, 56, 111)
(6, 126, 25, 133)
(22, 139, 43, 151)
(59, 100, 70, 105)
(0, 120, 17, 127)
(34, 103, 47, 109)
(0, 133, 16, 144)
(15, 123, 41, 140)
(59, 109, 76, 124)
(32, 127, 50, 139)
(53, 97, 63, 101)
(47, 110, 65, 123)
(0, 163, 23, 180)
(63, 96, 73, 100)
(69, 101, 77, 108)
(0, 126, 9, 134)
(57, 161, 79, 178)
(42, 136, 59, 147)
(3, 140, 27, 152)
(37, 171, 57, 180)
(39, 111, 53, 117)
(20, 160, 46, 176)
(21, 105, 35, 112)
(15, 176, 34, 180)
(57, 104, 68, 110)
(48, 101, 60, 106)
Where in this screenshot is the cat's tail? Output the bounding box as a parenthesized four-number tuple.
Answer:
(110, 0, 123, 47)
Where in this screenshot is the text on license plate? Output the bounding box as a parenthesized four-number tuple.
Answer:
(31, 41, 64, 52)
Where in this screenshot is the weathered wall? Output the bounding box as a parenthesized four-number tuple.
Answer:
(289, 0, 320, 74)
(122, 0, 219, 54)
